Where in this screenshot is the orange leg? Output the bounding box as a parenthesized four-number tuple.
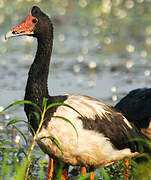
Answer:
(61, 168, 68, 180)
(81, 166, 86, 176)
(90, 171, 94, 180)
(123, 159, 131, 180)
(81, 167, 95, 180)
(47, 158, 54, 180)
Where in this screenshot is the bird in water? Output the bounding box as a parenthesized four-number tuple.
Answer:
(5, 6, 150, 180)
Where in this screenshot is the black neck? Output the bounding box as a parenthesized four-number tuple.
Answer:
(24, 36, 52, 105)
(24, 33, 53, 131)
(24, 34, 53, 131)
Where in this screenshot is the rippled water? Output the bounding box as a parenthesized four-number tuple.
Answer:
(1, 0, 151, 178)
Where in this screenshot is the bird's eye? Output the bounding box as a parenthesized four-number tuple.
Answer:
(32, 19, 37, 23)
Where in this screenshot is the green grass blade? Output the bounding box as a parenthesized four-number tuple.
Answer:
(130, 137, 151, 152)
(46, 102, 84, 118)
(17, 147, 27, 158)
(52, 115, 78, 139)
(6, 119, 35, 136)
(0, 152, 9, 178)
(13, 125, 28, 146)
(3, 100, 41, 113)
(42, 97, 48, 109)
(14, 159, 28, 180)
(0, 140, 11, 146)
(5, 164, 12, 180)
(6, 119, 27, 127)
(32, 111, 40, 121)
(50, 136, 63, 156)
(39, 160, 46, 180)
(40, 136, 63, 157)
(30, 111, 41, 128)
(100, 168, 110, 180)
(78, 173, 90, 180)
(55, 160, 63, 180)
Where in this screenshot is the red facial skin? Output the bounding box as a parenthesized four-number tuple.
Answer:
(11, 12, 38, 34)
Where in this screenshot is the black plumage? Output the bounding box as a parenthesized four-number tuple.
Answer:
(115, 88, 151, 139)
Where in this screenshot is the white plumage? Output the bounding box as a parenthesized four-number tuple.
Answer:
(37, 94, 138, 167)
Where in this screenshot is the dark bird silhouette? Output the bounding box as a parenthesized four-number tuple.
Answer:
(115, 88, 151, 140)
(5, 6, 150, 180)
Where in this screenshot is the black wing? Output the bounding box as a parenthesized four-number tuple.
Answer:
(115, 88, 151, 130)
